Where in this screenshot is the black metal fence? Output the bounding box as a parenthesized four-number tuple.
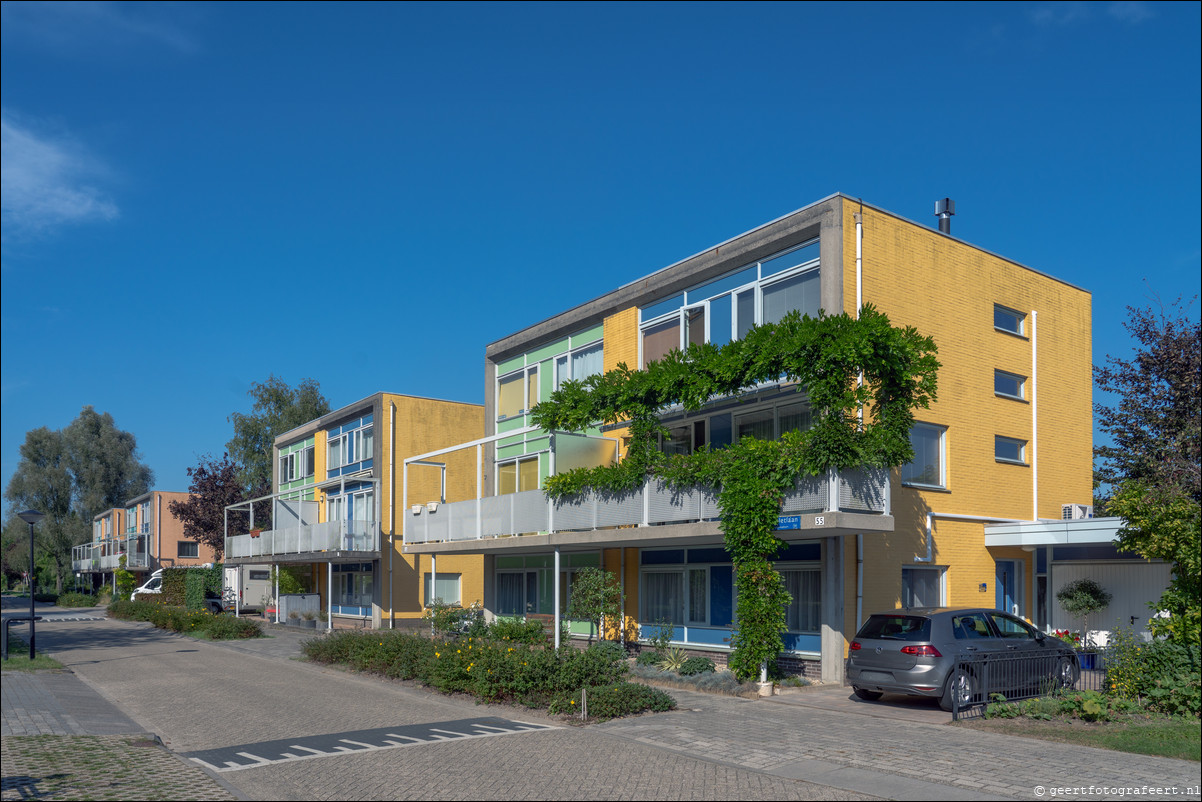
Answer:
(950, 650, 1107, 721)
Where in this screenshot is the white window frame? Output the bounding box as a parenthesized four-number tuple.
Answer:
(901, 422, 947, 489)
(901, 565, 945, 608)
(638, 240, 820, 368)
(424, 573, 462, 606)
(554, 340, 604, 391)
(779, 564, 822, 633)
(177, 540, 200, 559)
(497, 365, 539, 421)
(995, 435, 1027, 465)
(496, 454, 540, 495)
(994, 304, 1026, 336)
(994, 369, 1026, 400)
(279, 452, 297, 484)
(301, 445, 315, 478)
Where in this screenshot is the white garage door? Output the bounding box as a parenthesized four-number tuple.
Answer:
(1050, 561, 1171, 642)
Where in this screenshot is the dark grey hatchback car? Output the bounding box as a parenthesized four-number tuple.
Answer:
(846, 607, 1079, 711)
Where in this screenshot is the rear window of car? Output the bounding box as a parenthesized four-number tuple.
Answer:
(855, 615, 931, 641)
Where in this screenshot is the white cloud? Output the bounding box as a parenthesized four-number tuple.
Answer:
(0, 1, 199, 55)
(1029, 2, 1091, 27)
(1, 111, 119, 237)
(1107, 2, 1154, 24)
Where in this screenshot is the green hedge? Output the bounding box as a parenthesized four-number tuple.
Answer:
(55, 592, 99, 608)
(301, 630, 674, 720)
(1107, 630, 1201, 718)
(108, 599, 262, 640)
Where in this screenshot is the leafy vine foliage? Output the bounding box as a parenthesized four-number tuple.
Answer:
(532, 306, 939, 679)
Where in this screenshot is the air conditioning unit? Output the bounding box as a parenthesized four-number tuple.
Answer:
(1061, 503, 1093, 520)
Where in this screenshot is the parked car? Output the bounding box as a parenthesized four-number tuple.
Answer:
(846, 607, 1079, 711)
(131, 570, 163, 600)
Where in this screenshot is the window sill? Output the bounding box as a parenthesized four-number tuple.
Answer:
(995, 459, 1029, 467)
(994, 327, 1029, 341)
(901, 482, 951, 493)
(994, 393, 1028, 403)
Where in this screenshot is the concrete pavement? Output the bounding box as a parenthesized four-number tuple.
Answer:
(3, 599, 1200, 801)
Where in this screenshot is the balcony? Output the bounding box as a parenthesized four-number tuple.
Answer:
(224, 519, 379, 562)
(404, 467, 890, 547)
(71, 534, 152, 573)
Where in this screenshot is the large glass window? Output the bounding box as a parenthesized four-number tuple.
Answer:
(328, 425, 373, 469)
(901, 423, 946, 488)
(555, 342, 604, 390)
(782, 568, 821, 631)
(498, 456, 539, 495)
(497, 367, 538, 419)
(279, 452, 296, 483)
(424, 573, 461, 606)
(639, 240, 820, 369)
(177, 541, 199, 559)
(641, 572, 684, 623)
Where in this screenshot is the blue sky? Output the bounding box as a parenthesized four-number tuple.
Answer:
(2, 1, 1199, 500)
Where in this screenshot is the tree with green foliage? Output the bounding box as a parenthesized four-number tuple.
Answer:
(5, 407, 152, 592)
(1056, 577, 1112, 649)
(1094, 300, 1200, 645)
(226, 376, 330, 524)
(567, 567, 625, 644)
(534, 306, 939, 679)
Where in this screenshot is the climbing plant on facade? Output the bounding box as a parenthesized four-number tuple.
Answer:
(532, 306, 940, 679)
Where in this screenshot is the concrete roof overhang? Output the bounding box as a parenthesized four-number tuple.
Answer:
(983, 517, 1123, 549)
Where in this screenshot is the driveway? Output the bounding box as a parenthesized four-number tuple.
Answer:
(6, 608, 1200, 801)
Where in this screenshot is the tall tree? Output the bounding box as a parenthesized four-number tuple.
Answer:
(226, 376, 330, 506)
(1094, 300, 1200, 504)
(4, 408, 153, 591)
(1094, 300, 1201, 644)
(168, 454, 248, 559)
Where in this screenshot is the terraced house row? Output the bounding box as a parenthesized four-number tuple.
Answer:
(208, 193, 1166, 683)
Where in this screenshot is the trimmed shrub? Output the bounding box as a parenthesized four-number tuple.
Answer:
(206, 615, 264, 640)
(487, 617, 549, 644)
(677, 656, 716, 676)
(635, 650, 661, 667)
(588, 640, 628, 664)
(550, 682, 676, 720)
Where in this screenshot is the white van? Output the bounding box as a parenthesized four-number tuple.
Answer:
(131, 570, 163, 599)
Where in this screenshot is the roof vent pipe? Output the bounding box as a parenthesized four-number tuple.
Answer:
(934, 198, 955, 234)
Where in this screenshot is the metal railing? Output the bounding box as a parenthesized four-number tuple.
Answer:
(224, 519, 379, 559)
(950, 649, 1107, 721)
(405, 468, 888, 544)
(71, 534, 152, 573)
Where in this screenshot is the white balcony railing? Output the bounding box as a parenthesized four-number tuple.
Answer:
(72, 534, 152, 573)
(405, 468, 888, 545)
(224, 519, 379, 560)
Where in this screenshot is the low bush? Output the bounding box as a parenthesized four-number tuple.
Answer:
(550, 682, 676, 720)
(55, 592, 98, 608)
(677, 656, 716, 676)
(629, 662, 751, 696)
(1106, 629, 1201, 718)
(635, 650, 661, 667)
(205, 615, 264, 640)
(486, 617, 549, 644)
(299, 629, 666, 720)
(108, 599, 263, 640)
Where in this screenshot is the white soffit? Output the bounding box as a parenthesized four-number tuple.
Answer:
(984, 517, 1123, 548)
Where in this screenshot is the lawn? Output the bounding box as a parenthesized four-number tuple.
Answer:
(959, 715, 1200, 762)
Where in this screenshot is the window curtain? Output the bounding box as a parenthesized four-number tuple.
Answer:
(783, 569, 821, 631)
(642, 572, 683, 623)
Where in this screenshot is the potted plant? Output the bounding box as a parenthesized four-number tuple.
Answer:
(301, 610, 317, 629)
(287, 610, 300, 627)
(1056, 578, 1112, 669)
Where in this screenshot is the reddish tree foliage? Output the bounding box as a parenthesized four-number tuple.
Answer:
(168, 454, 249, 559)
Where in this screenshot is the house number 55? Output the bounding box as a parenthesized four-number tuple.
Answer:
(814, 516, 825, 526)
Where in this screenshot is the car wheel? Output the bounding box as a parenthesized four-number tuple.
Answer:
(1056, 657, 1079, 690)
(939, 669, 976, 712)
(853, 687, 883, 701)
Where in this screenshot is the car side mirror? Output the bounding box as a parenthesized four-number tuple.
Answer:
(1034, 630, 1046, 642)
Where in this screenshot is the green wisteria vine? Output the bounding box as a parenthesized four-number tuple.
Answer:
(532, 305, 940, 678)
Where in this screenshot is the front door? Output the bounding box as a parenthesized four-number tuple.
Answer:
(995, 560, 1020, 616)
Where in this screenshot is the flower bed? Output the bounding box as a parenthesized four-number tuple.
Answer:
(107, 599, 263, 640)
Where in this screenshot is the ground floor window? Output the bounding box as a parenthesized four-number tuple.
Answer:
(177, 541, 199, 559)
(781, 568, 821, 632)
(333, 562, 372, 609)
(901, 566, 944, 608)
(494, 553, 599, 616)
(424, 573, 461, 606)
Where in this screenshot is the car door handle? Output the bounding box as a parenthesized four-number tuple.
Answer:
(1006, 645, 1018, 650)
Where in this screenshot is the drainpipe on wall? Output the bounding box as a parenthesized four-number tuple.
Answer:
(389, 401, 395, 629)
(855, 206, 864, 629)
(1031, 310, 1039, 521)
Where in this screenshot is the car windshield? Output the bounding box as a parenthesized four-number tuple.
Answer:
(856, 615, 931, 641)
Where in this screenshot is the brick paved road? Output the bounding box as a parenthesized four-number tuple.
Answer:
(9, 610, 1201, 801)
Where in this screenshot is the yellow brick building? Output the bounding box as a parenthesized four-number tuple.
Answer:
(224, 392, 483, 628)
(403, 194, 1098, 683)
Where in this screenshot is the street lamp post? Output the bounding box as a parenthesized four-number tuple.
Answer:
(18, 510, 45, 660)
